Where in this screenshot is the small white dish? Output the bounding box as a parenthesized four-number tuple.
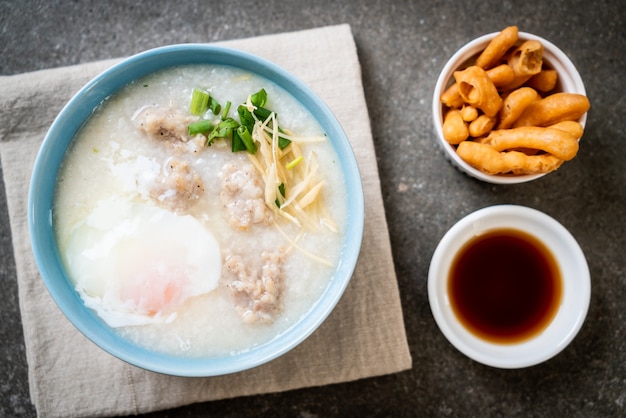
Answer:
(428, 205, 590, 368)
(432, 31, 588, 184)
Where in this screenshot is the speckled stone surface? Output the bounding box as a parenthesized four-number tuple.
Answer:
(1, 1, 624, 417)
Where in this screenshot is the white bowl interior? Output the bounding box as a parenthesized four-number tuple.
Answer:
(432, 32, 587, 184)
(428, 205, 590, 368)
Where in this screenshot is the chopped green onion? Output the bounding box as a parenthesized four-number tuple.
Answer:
(208, 118, 239, 144)
(278, 135, 291, 150)
(190, 88, 210, 115)
(236, 125, 257, 154)
(286, 156, 303, 170)
(221, 101, 232, 120)
(237, 105, 255, 132)
(275, 182, 286, 208)
(188, 119, 213, 136)
(253, 106, 272, 121)
(231, 129, 248, 152)
(209, 96, 221, 115)
(250, 89, 267, 107)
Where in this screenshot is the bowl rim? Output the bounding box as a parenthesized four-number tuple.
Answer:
(432, 31, 588, 184)
(427, 204, 591, 368)
(28, 43, 365, 377)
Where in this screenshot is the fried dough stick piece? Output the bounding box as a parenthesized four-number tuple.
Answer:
(513, 93, 590, 127)
(443, 109, 470, 144)
(548, 120, 584, 139)
(503, 40, 544, 90)
(454, 66, 503, 117)
(526, 70, 558, 93)
(457, 141, 564, 175)
(483, 126, 579, 160)
(497, 87, 541, 129)
(475, 26, 519, 69)
(441, 64, 515, 109)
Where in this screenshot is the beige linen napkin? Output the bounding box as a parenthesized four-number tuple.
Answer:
(0, 24, 411, 417)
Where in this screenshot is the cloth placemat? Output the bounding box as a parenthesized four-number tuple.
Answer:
(0, 24, 411, 417)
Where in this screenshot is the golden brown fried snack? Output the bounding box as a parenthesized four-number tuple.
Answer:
(441, 83, 464, 109)
(460, 105, 479, 122)
(483, 126, 579, 160)
(512, 92, 590, 127)
(457, 141, 564, 175)
(485, 64, 516, 87)
(469, 114, 497, 137)
(475, 26, 519, 69)
(548, 120, 584, 139)
(441, 65, 514, 109)
(526, 69, 558, 92)
(497, 87, 540, 129)
(443, 109, 470, 144)
(507, 40, 544, 76)
(503, 40, 544, 90)
(454, 66, 503, 117)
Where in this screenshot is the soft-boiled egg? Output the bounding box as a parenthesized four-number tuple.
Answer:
(64, 198, 221, 327)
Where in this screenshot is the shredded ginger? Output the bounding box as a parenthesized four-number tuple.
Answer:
(246, 108, 338, 235)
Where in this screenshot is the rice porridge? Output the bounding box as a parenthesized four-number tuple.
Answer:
(53, 64, 348, 357)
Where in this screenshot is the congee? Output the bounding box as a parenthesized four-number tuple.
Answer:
(53, 65, 349, 357)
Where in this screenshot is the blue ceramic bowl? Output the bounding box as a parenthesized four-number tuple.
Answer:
(28, 44, 364, 377)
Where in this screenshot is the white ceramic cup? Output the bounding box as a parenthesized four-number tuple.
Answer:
(428, 205, 590, 368)
(432, 31, 588, 184)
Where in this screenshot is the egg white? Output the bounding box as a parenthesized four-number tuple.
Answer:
(65, 198, 221, 327)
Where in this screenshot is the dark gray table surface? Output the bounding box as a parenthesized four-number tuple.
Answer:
(1, 1, 624, 417)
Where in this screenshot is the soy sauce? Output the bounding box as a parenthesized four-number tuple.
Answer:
(449, 228, 562, 344)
